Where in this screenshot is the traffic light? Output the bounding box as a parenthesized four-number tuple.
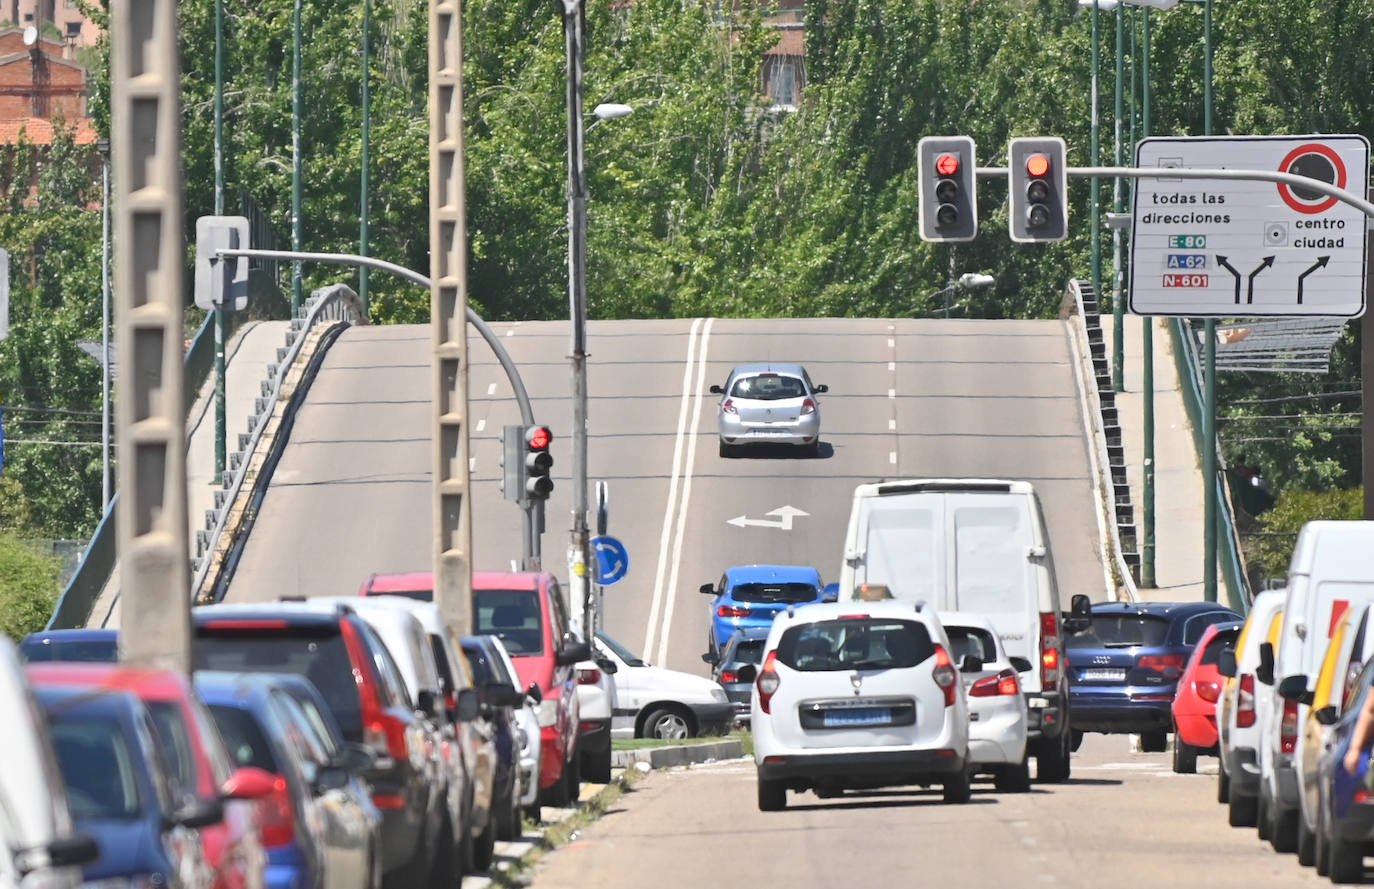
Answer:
(523, 425, 554, 501)
(1008, 137, 1068, 243)
(918, 136, 978, 242)
(500, 424, 524, 504)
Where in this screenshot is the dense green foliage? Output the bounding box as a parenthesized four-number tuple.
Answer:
(0, 532, 62, 638)
(1249, 486, 1365, 582)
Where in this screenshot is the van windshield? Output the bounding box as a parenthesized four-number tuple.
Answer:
(776, 619, 933, 672)
(1066, 614, 1170, 649)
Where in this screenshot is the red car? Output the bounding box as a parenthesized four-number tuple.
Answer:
(26, 663, 275, 889)
(360, 570, 589, 806)
(1171, 620, 1243, 774)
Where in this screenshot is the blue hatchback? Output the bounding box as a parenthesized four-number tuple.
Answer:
(698, 565, 830, 655)
(1065, 600, 1241, 751)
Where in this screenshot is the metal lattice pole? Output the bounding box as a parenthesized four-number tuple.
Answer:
(430, 0, 473, 634)
(112, 0, 191, 671)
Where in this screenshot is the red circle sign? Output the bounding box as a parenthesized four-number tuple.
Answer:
(1277, 142, 1346, 214)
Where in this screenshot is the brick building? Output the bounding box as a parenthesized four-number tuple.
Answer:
(761, 0, 805, 110)
(0, 25, 96, 148)
(3, 0, 100, 49)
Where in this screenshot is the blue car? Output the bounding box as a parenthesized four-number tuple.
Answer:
(31, 684, 222, 889)
(20, 628, 118, 662)
(698, 565, 830, 655)
(1318, 658, 1374, 881)
(1065, 600, 1241, 752)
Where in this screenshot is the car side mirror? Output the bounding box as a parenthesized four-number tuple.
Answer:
(1070, 594, 1092, 618)
(737, 664, 757, 684)
(822, 582, 839, 603)
(556, 641, 592, 667)
(959, 654, 984, 673)
(1315, 706, 1340, 726)
(170, 797, 224, 830)
(39, 834, 100, 869)
(1277, 674, 1308, 701)
(417, 688, 445, 722)
(526, 682, 543, 704)
(701, 651, 719, 666)
(452, 687, 481, 722)
(484, 682, 524, 709)
(220, 766, 276, 801)
(699, 583, 716, 595)
(313, 764, 351, 794)
(1217, 648, 1238, 678)
(338, 742, 377, 775)
(1010, 656, 1034, 674)
(1257, 642, 1276, 686)
(813, 384, 829, 394)
(595, 657, 619, 675)
(709, 384, 723, 394)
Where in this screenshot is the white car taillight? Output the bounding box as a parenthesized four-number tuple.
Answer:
(800, 398, 816, 415)
(1237, 673, 1256, 728)
(722, 399, 738, 415)
(932, 646, 957, 707)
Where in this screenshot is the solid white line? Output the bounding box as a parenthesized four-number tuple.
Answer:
(643, 318, 704, 658)
(469, 456, 476, 472)
(476, 418, 486, 432)
(487, 382, 497, 395)
(657, 317, 714, 666)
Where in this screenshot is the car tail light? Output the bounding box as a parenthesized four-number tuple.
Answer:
(576, 667, 601, 685)
(1237, 674, 1256, 728)
(932, 646, 957, 707)
(1040, 612, 1060, 687)
(970, 668, 1020, 698)
(1195, 680, 1221, 703)
(255, 774, 295, 847)
(717, 605, 751, 619)
(756, 651, 780, 714)
(1137, 654, 1186, 678)
(202, 619, 289, 630)
(1280, 699, 1299, 754)
(720, 671, 738, 684)
(341, 619, 411, 773)
(722, 399, 738, 415)
(800, 398, 816, 415)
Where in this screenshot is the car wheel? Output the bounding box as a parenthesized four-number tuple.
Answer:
(1257, 785, 1272, 841)
(1171, 730, 1197, 774)
(494, 780, 522, 843)
(1298, 813, 1317, 867)
(523, 802, 542, 824)
(1228, 778, 1258, 828)
(1035, 731, 1072, 783)
(1271, 802, 1299, 854)
(1139, 730, 1168, 753)
(943, 767, 972, 804)
(1316, 793, 1331, 877)
(582, 741, 613, 785)
(643, 706, 693, 740)
(454, 798, 476, 877)
(994, 756, 1032, 793)
(718, 441, 732, 458)
(1329, 825, 1363, 883)
(1070, 729, 1085, 753)
(757, 777, 786, 811)
(1217, 764, 1230, 804)
(472, 817, 496, 874)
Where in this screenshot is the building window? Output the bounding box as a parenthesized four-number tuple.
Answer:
(765, 55, 804, 110)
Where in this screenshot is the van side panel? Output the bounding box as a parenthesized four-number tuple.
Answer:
(951, 497, 1039, 674)
(855, 499, 940, 601)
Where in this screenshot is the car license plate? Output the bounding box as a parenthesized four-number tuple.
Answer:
(822, 707, 890, 728)
(1080, 668, 1126, 681)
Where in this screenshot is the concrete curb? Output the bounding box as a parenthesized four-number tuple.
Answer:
(610, 740, 743, 769)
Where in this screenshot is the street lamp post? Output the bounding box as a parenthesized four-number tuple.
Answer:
(933, 272, 995, 318)
(291, 0, 303, 317)
(98, 138, 111, 511)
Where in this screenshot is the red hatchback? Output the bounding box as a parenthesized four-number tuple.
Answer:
(360, 570, 589, 807)
(26, 663, 275, 889)
(1170, 621, 1243, 774)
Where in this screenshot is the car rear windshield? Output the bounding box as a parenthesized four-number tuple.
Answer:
(49, 717, 142, 820)
(729, 374, 806, 401)
(1200, 629, 1239, 666)
(945, 626, 997, 665)
(730, 582, 819, 604)
(730, 640, 766, 666)
(776, 618, 933, 672)
(207, 704, 278, 774)
(1066, 614, 1172, 649)
(474, 590, 544, 656)
(192, 628, 363, 738)
(365, 588, 432, 601)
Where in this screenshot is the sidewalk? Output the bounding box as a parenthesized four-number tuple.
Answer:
(92, 320, 290, 628)
(1101, 313, 1213, 602)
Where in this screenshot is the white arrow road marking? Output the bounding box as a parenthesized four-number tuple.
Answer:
(725, 505, 810, 531)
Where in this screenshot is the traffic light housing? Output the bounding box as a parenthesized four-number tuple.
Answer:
(523, 425, 554, 501)
(918, 136, 978, 243)
(1008, 137, 1068, 243)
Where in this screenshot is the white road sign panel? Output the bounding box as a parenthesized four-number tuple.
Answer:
(1129, 135, 1369, 318)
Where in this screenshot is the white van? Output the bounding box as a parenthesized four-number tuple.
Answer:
(1262, 520, 1374, 854)
(1216, 588, 1284, 828)
(837, 478, 1073, 781)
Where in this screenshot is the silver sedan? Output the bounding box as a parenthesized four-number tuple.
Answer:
(710, 363, 826, 457)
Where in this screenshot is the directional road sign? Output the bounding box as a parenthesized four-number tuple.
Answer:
(592, 535, 629, 586)
(1129, 135, 1370, 318)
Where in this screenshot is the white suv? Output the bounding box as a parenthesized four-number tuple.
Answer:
(744, 601, 971, 810)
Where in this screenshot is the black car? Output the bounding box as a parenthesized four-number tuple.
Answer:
(1066, 600, 1242, 752)
(192, 601, 463, 889)
(460, 635, 527, 842)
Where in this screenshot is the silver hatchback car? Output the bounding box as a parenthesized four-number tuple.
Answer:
(711, 363, 827, 457)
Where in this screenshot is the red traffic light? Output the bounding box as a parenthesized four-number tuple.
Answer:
(935, 153, 960, 176)
(526, 426, 552, 450)
(1025, 153, 1050, 178)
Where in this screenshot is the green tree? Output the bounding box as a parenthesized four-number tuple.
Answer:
(0, 532, 62, 639)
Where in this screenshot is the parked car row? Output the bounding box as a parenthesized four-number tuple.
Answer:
(6, 574, 571, 889)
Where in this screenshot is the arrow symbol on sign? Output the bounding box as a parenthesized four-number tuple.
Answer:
(1216, 255, 1242, 304)
(726, 505, 810, 531)
(1296, 256, 1330, 305)
(1246, 256, 1276, 304)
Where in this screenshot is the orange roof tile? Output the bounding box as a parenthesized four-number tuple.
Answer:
(0, 116, 98, 146)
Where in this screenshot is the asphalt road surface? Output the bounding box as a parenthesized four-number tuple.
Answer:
(526, 733, 1330, 889)
(223, 317, 1106, 675)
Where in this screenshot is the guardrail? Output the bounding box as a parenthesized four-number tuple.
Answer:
(191, 284, 366, 599)
(1167, 319, 1253, 614)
